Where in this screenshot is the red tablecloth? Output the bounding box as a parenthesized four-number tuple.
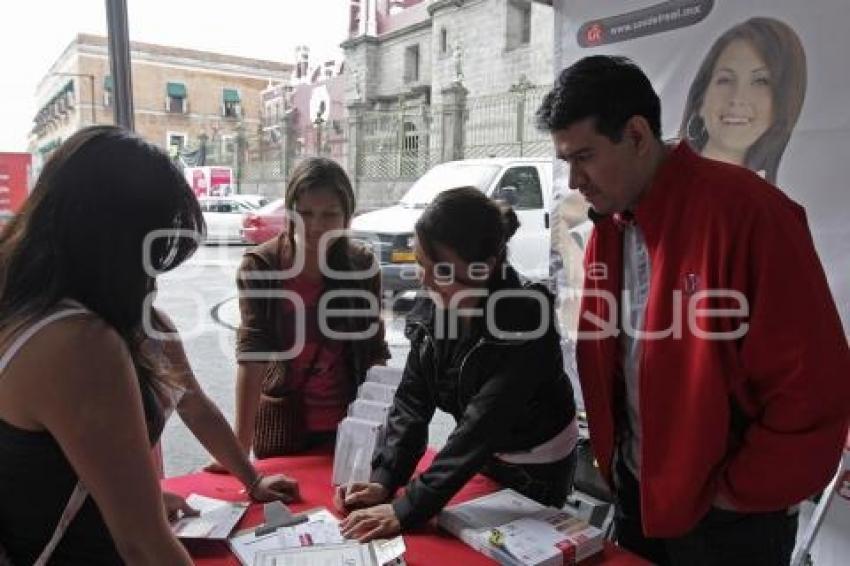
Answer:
(161, 449, 648, 565)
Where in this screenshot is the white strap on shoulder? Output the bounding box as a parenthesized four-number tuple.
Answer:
(0, 303, 91, 565)
(0, 306, 88, 374)
(33, 482, 89, 566)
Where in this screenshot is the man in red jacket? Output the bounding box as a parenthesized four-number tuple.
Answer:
(536, 55, 850, 565)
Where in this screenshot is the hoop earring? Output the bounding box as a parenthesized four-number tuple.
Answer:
(686, 113, 707, 143)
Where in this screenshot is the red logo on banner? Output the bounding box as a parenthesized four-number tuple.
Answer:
(683, 272, 701, 295)
(556, 540, 577, 565)
(586, 23, 604, 45)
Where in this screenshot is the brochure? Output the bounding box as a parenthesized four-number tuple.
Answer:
(348, 398, 392, 424)
(229, 507, 405, 566)
(171, 494, 249, 540)
(365, 366, 404, 387)
(332, 417, 383, 486)
(357, 382, 397, 404)
(438, 489, 604, 565)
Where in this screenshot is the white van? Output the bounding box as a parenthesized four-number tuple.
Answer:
(350, 158, 553, 294)
(198, 196, 253, 244)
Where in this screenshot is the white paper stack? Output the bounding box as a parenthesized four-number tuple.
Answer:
(254, 542, 373, 566)
(171, 494, 249, 540)
(365, 365, 404, 387)
(492, 508, 605, 565)
(438, 489, 604, 565)
(332, 371, 401, 488)
(229, 507, 406, 566)
(332, 417, 384, 486)
(254, 539, 405, 566)
(357, 381, 398, 404)
(348, 398, 393, 423)
(438, 489, 546, 551)
(229, 508, 343, 564)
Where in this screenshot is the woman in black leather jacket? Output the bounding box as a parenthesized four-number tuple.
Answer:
(336, 187, 579, 541)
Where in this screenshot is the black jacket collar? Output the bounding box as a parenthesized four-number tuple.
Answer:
(405, 263, 552, 344)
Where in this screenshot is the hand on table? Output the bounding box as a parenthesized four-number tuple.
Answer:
(339, 503, 401, 542)
(203, 460, 228, 474)
(333, 482, 390, 513)
(162, 491, 199, 523)
(249, 473, 301, 503)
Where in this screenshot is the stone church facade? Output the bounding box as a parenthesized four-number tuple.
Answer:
(341, 0, 555, 207)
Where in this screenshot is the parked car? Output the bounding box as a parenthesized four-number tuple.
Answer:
(199, 196, 256, 244)
(241, 198, 286, 245)
(351, 158, 553, 294)
(236, 194, 270, 209)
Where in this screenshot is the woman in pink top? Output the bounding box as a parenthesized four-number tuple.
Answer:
(226, 157, 390, 462)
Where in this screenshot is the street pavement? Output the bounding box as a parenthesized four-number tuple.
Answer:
(157, 243, 454, 477)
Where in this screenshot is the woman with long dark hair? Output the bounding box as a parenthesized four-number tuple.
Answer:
(0, 126, 298, 565)
(336, 187, 578, 542)
(230, 157, 389, 460)
(679, 17, 807, 183)
(0, 126, 202, 564)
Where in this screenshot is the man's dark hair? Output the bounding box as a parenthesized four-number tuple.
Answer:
(536, 55, 662, 141)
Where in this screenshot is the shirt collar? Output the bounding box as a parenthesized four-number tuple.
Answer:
(612, 210, 636, 230)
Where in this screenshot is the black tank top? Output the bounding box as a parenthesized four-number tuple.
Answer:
(0, 310, 173, 565)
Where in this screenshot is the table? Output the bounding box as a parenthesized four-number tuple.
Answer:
(162, 449, 649, 565)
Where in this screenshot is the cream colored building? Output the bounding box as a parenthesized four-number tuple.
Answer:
(29, 34, 292, 174)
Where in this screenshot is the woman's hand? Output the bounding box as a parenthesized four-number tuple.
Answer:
(333, 482, 390, 513)
(339, 504, 401, 542)
(162, 491, 199, 523)
(249, 474, 300, 503)
(202, 460, 228, 474)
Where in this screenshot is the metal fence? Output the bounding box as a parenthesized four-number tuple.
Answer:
(463, 85, 552, 159)
(201, 118, 351, 194)
(358, 106, 435, 180)
(196, 84, 552, 200)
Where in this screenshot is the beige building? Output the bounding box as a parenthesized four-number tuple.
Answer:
(29, 34, 292, 174)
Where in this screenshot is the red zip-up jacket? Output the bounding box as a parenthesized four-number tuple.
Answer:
(577, 142, 850, 537)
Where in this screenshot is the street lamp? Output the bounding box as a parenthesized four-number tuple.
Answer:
(50, 72, 96, 125)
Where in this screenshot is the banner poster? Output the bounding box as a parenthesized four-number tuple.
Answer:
(551, 1, 850, 390)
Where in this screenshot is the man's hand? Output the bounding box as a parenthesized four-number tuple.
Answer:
(333, 482, 389, 513)
(162, 491, 199, 523)
(339, 503, 401, 542)
(249, 474, 300, 503)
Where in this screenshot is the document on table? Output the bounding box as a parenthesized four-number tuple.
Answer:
(171, 494, 249, 540)
(371, 536, 406, 565)
(254, 542, 374, 566)
(253, 540, 406, 566)
(230, 509, 344, 566)
(230, 508, 406, 566)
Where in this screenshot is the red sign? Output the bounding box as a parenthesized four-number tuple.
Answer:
(0, 153, 32, 213)
(192, 169, 208, 196)
(209, 167, 233, 196)
(185, 166, 233, 197)
(556, 539, 577, 565)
